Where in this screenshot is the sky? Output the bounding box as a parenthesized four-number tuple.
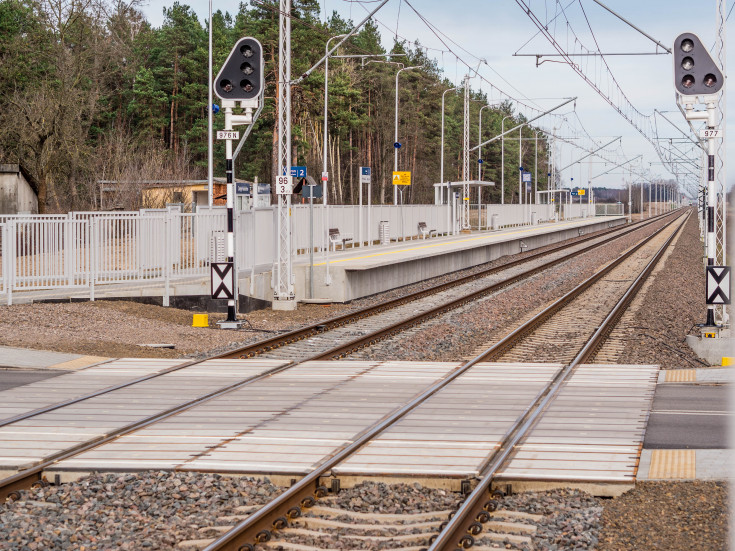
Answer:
(139, 0, 735, 196)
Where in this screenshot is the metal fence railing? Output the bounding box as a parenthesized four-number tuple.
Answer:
(595, 203, 625, 216)
(0, 202, 615, 305)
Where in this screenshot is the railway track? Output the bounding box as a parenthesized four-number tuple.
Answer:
(471, 212, 685, 364)
(0, 211, 685, 551)
(222, 214, 674, 362)
(0, 215, 656, 434)
(178, 210, 688, 551)
(0, 213, 669, 437)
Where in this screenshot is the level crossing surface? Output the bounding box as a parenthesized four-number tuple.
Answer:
(0, 358, 660, 491)
(0, 359, 288, 474)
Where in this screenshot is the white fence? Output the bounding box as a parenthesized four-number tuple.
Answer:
(595, 203, 625, 216)
(0, 210, 227, 304)
(0, 202, 603, 304)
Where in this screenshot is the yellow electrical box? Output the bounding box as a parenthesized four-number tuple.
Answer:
(192, 314, 209, 328)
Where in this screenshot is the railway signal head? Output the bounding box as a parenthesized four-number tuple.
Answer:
(673, 32, 724, 96)
(215, 37, 264, 101)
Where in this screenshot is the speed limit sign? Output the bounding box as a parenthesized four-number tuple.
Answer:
(275, 175, 292, 195)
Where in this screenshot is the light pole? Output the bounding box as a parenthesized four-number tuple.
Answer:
(501, 115, 513, 205)
(442, 87, 459, 234)
(321, 33, 347, 286)
(519, 127, 524, 207)
(394, 65, 422, 205)
(534, 130, 539, 205)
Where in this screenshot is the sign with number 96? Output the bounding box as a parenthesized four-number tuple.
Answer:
(276, 176, 292, 195)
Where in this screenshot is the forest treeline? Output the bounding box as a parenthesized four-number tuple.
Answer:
(0, 0, 551, 213)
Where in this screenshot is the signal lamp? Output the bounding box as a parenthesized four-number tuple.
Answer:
(673, 33, 724, 96)
(215, 37, 264, 100)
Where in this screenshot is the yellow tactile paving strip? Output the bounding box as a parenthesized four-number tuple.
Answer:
(664, 369, 696, 382)
(648, 449, 696, 479)
(49, 356, 110, 370)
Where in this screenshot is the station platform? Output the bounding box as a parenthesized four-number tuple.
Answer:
(247, 215, 626, 304)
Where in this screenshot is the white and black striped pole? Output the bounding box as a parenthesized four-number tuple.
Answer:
(212, 37, 264, 328)
(706, 132, 716, 326)
(673, 32, 726, 328)
(225, 105, 237, 323)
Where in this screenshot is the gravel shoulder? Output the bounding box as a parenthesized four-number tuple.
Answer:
(614, 212, 710, 368)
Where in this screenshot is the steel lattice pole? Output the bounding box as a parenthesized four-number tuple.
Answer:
(715, 0, 728, 325)
(274, 0, 294, 307)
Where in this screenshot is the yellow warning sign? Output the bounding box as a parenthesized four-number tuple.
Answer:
(578, 189, 586, 196)
(392, 171, 411, 186)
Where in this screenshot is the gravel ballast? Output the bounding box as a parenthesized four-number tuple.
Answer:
(0, 472, 282, 550)
(0, 476, 729, 550)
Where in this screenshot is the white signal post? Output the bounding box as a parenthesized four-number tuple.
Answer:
(219, 101, 257, 325)
(212, 36, 263, 327)
(673, 31, 727, 329)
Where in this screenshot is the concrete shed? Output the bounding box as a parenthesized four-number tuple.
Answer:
(0, 164, 39, 214)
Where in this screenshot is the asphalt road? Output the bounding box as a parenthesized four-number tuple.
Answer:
(644, 384, 731, 449)
(0, 369, 67, 392)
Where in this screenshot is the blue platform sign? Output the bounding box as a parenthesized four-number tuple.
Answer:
(290, 166, 307, 178)
(361, 167, 371, 176)
(235, 182, 251, 195)
(257, 183, 271, 195)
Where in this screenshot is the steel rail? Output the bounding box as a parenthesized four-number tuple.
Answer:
(0, 212, 677, 502)
(201, 210, 688, 551)
(429, 211, 690, 550)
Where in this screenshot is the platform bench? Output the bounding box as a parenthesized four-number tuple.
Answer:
(328, 228, 354, 250)
(418, 222, 437, 239)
